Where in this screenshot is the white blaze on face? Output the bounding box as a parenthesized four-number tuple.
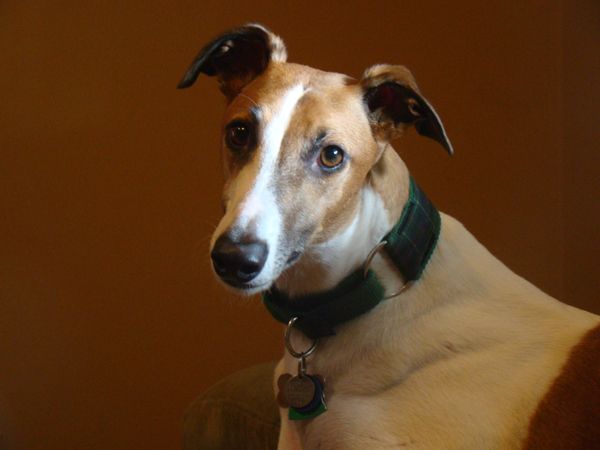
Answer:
(212, 84, 306, 287)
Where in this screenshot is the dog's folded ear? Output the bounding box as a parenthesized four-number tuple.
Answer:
(177, 24, 287, 99)
(362, 65, 453, 155)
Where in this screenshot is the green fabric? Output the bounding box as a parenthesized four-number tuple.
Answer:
(263, 269, 384, 339)
(183, 362, 279, 450)
(289, 401, 327, 421)
(383, 177, 441, 281)
(262, 176, 440, 339)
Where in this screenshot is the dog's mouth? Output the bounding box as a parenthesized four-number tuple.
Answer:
(221, 278, 272, 294)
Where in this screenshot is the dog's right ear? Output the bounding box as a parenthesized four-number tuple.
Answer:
(177, 24, 287, 100)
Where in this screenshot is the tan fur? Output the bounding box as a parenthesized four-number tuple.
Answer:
(368, 145, 410, 228)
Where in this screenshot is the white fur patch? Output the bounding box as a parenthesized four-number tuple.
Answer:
(316, 186, 391, 286)
(278, 186, 393, 297)
(212, 84, 305, 290)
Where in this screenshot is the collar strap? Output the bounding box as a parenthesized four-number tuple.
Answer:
(263, 269, 384, 339)
(262, 177, 440, 339)
(383, 176, 440, 281)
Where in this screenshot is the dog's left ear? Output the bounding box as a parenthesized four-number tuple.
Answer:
(177, 24, 287, 100)
(362, 64, 453, 155)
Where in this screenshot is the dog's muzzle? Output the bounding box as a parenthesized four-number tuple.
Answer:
(211, 234, 269, 287)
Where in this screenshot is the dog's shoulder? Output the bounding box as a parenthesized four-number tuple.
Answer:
(523, 322, 600, 450)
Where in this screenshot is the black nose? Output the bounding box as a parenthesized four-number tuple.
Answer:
(211, 234, 268, 285)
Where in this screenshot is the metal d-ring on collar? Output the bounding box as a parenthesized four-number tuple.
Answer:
(362, 240, 413, 300)
(285, 317, 318, 358)
(285, 317, 318, 376)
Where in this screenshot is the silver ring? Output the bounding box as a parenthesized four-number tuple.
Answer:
(363, 241, 387, 278)
(284, 317, 317, 359)
(362, 240, 413, 298)
(383, 281, 413, 299)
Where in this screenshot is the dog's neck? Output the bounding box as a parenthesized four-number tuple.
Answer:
(274, 148, 410, 298)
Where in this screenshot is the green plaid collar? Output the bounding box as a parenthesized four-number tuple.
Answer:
(383, 176, 440, 281)
(262, 177, 440, 339)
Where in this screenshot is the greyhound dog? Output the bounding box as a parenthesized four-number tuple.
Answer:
(178, 24, 599, 450)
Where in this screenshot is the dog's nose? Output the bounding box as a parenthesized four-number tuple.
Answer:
(211, 234, 268, 284)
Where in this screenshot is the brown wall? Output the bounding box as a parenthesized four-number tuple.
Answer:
(1, 1, 598, 449)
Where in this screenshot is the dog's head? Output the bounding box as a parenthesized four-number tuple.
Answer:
(179, 24, 452, 294)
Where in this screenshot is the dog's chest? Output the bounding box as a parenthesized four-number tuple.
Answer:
(294, 362, 531, 450)
(282, 312, 597, 450)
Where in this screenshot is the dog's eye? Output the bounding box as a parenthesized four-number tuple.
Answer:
(225, 121, 253, 151)
(319, 145, 344, 170)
